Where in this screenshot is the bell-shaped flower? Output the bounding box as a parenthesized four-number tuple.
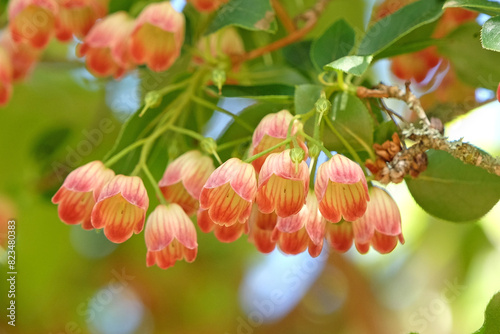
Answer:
(248, 204, 277, 253)
(187, 0, 228, 12)
(145, 204, 197, 269)
(197, 209, 248, 243)
(77, 11, 134, 78)
(200, 158, 257, 226)
(352, 186, 404, 254)
(129, 1, 184, 72)
(0, 30, 40, 81)
(315, 154, 369, 223)
(251, 110, 306, 173)
(325, 221, 354, 253)
(159, 150, 214, 216)
(0, 48, 13, 107)
(91, 175, 149, 243)
(52, 161, 115, 230)
(8, 0, 59, 49)
(272, 191, 326, 257)
(56, 0, 108, 42)
(256, 149, 309, 218)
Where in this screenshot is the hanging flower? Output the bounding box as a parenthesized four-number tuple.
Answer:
(8, 0, 59, 49)
(0, 48, 13, 107)
(76, 11, 135, 78)
(273, 191, 326, 257)
(55, 0, 109, 42)
(145, 204, 197, 269)
(250, 110, 306, 173)
(0, 30, 40, 81)
(315, 154, 369, 223)
(248, 204, 277, 253)
(197, 209, 248, 243)
(187, 0, 228, 13)
(91, 175, 149, 243)
(129, 1, 184, 72)
(159, 150, 214, 216)
(199, 158, 257, 226)
(256, 149, 309, 218)
(52, 161, 115, 230)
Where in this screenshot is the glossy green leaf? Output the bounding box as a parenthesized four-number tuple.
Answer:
(357, 0, 443, 56)
(375, 20, 439, 59)
(373, 121, 399, 145)
(311, 19, 356, 70)
(444, 0, 500, 16)
(406, 150, 500, 222)
(438, 23, 500, 90)
(474, 292, 500, 334)
(294, 84, 323, 116)
(324, 55, 373, 76)
(297, 89, 373, 153)
(207, 0, 277, 34)
(207, 84, 295, 100)
(481, 16, 500, 52)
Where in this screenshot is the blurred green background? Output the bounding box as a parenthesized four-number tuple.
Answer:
(1, 3, 500, 334)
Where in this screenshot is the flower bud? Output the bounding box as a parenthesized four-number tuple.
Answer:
(212, 68, 226, 95)
(315, 93, 331, 116)
(200, 137, 218, 156)
(309, 145, 320, 159)
(145, 90, 162, 108)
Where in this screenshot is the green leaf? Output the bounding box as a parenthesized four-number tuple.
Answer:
(444, 0, 500, 16)
(207, 84, 295, 100)
(357, 0, 443, 56)
(373, 121, 399, 145)
(375, 20, 439, 59)
(207, 0, 277, 34)
(296, 89, 374, 153)
(311, 19, 356, 70)
(294, 84, 323, 116)
(474, 292, 500, 334)
(438, 22, 500, 90)
(325, 92, 374, 152)
(481, 16, 500, 52)
(103, 91, 178, 175)
(406, 150, 500, 222)
(324, 55, 373, 76)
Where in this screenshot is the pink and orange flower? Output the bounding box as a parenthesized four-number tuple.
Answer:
(315, 154, 369, 223)
(55, 0, 109, 42)
(77, 11, 135, 78)
(129, 1, 184, 72)
(159, 150, 214, 216)
(251, 110, 305, 172)
(256, 149, 309, 218)
(197, 209, 248, 243)
(0, 48, 13, 107)
(187, 0, 228, 13)
(91, 174, 149, 243)
(0, 31, 41, 81)
(200, 158, 257, 226)
(325, 187, 404, 254)
(145, 204, 197, 269)
(52, 160, 114, 230)
(248, 204, 277, 253)
(8, 0, 59, 49)
(273, 191, 325, 257)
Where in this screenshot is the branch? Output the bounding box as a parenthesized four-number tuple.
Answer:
(271, 0, 296, 33)
(231, 0, 332, 66)
(356, 82, 431, 126)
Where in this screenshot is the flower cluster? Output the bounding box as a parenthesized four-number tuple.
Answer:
(0, 0, 186, 106)
(53, 110, 405, 270)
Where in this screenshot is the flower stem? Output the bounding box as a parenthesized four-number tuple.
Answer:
(190, 95, 254, 133)
(169, 125, 206, 142)
(142, 163, 168, 206)
(245, 137, 292, 163)
(217, 136, 252, 151)
(300, 131, 333, 159)
(323, 117, 365, 166)
(104, 138, 148, 168)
